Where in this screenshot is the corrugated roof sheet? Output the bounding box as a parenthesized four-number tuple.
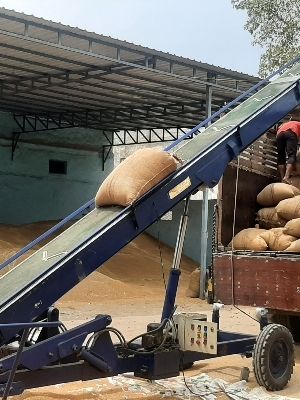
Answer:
(0, 7, 261, 132)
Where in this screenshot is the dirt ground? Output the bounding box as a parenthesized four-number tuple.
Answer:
(0, 222, 299, 399)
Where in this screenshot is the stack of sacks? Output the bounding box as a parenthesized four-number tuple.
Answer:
(231, 183, 300, 251)
(257, 183, 300, 251)
(256, 183, 300, 229)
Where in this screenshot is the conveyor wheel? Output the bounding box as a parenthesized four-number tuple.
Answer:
(253, 324, 294, 391)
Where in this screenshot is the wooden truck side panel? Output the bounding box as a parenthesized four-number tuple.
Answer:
(213, 253, 300, 312)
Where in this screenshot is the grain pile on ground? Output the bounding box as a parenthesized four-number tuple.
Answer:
(185, 268, 200, 297)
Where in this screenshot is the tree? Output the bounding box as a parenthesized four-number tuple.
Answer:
(231, 0, 300, 77)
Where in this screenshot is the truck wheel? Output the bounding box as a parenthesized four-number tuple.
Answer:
(253, 324, 294, 391)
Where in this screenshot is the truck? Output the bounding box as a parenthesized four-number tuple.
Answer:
(212, 128, 300, 341)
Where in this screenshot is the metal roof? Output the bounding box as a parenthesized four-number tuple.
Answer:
(0, 7, 260, 133)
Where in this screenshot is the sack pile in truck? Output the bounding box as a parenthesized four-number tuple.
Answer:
(232, 180, 300, 251)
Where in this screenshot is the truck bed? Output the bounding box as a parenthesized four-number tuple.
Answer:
(213, 251, 300, 312)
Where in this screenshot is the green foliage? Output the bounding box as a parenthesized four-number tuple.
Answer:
(231, 0, 300, 76)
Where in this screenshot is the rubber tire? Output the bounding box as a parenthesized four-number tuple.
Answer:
(253, 324, 294, 391)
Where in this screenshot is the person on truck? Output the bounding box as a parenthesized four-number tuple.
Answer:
(276, 120, 300, 183)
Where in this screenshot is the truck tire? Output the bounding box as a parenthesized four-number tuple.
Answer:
(253, 324, 294, 391)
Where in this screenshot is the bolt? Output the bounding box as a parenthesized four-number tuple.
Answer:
(72, 344, 79, 352)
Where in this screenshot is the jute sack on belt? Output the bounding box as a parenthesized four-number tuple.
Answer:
(95, 148, 180, 207)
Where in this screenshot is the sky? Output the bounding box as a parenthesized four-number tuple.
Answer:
(0, 0, 264, 76)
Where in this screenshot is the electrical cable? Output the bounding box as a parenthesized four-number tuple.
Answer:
(124, 331, 170, 355)
(85, 320, 172, 356)
(85, 327, 126, 349)
(126, 318, 169, 347)
(180, 361, 251, 400)
(233, 305, 260, 323)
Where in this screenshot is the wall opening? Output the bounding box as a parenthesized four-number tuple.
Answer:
(49, 159, 67, 175)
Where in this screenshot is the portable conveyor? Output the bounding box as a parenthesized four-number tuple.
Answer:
(0, 57, 299, 397)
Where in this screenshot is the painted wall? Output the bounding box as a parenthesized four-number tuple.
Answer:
(147, 199, 216, 265)
(0, 112, 113, 224)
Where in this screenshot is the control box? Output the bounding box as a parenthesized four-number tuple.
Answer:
(173, 312, 218, 354)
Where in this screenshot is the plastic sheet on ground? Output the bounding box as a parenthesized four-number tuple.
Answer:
(109, 373, 297, 400)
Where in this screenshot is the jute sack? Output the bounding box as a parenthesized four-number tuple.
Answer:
(232, 228, 268, 251)
(285, 239, 300, 252)
(283, 218, 300, 238)
(289, 176, 300, 190)
(186, 269, 200, 298)
(276, 195, 300, 221)
(257, 183, 300, 207)
(95, 148, 180, 207)
(260, 228, 297, 251)
(256, 207, 286, 229)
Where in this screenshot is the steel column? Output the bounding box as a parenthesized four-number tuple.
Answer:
(199, 80, 213, 299)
